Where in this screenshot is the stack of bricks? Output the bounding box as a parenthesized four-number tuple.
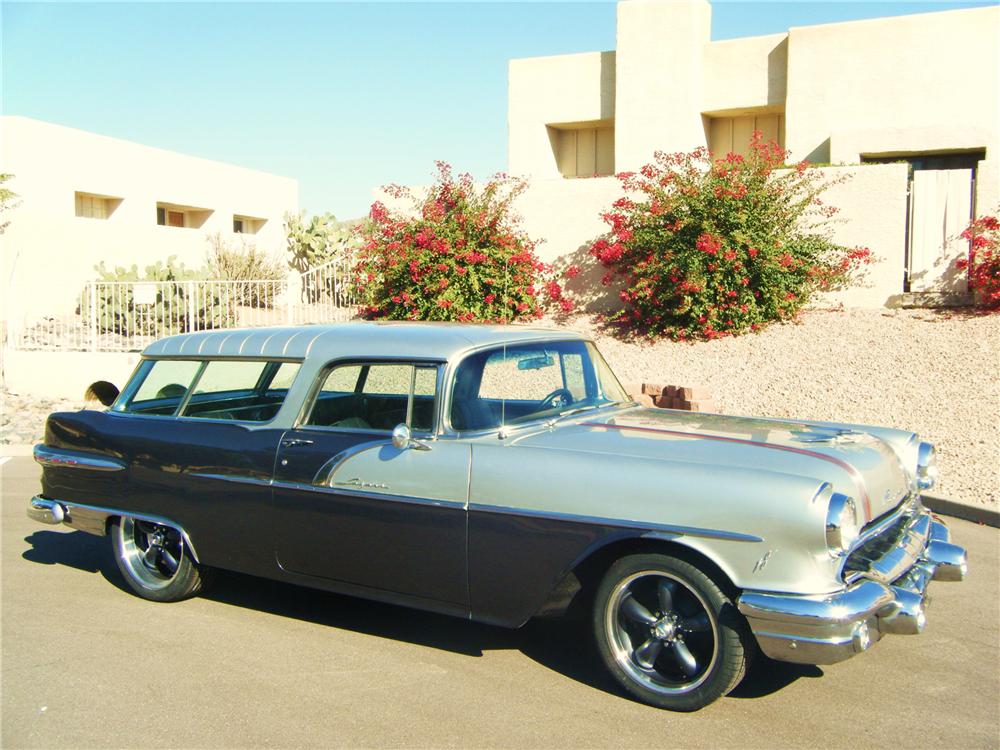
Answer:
(622, 382, 717, 412)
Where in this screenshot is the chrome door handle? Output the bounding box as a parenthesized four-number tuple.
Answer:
(281, 437, 315, 447)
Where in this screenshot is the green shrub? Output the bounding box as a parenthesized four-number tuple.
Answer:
(592, 134, 874, 339)
(354, 162, 568, 322)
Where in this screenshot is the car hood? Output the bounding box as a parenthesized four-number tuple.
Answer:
(509, 407, 914, 523)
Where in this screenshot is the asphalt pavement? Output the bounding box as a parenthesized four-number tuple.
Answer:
(2, 456, 998, 749)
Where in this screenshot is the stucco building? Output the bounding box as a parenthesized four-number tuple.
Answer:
(1, 116, 299, 327)
(507, 0, 999, 307)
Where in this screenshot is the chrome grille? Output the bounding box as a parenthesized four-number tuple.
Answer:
(841, 497, 928, 583)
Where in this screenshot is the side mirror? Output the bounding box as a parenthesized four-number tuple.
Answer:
(391, 423, 431, 452)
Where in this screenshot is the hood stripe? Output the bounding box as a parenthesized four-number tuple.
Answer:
(581, 421, 873, 520)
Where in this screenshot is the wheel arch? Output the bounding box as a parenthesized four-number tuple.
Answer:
(533, 533, 741, 621)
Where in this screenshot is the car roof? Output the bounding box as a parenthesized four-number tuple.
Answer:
(141, 322, 586, 363)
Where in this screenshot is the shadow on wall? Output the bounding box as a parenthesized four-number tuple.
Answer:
(599, 50, 616, 119)
(805, 138, 832, 165)
(549, 240, 619, 314)
(766, 37, 788, 107)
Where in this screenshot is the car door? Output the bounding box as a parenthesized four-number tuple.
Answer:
(271, 360, 470, 610)
(111, 358, 301, 575)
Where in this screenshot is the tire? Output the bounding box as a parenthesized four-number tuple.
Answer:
(593, 552, 749, 711)
(110, 516, 212, 602)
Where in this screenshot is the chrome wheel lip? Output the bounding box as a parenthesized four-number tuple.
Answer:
(604, 569, 719, 696)
(117, 517, 183, 591)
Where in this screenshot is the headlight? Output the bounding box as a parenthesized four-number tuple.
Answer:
(826, 493, 860, 554)
(917, 441, 938, 490)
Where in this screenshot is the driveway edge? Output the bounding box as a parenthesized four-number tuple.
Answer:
(923, 495, 999, 528)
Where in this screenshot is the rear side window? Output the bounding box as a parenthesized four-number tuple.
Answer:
(116, 358, 300, 422)
(305, 362, 438, 432)
(123, 360, 201, 415)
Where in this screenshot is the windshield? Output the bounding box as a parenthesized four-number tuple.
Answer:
(450, 340, 630, 432)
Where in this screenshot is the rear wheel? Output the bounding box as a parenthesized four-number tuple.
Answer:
(593, 553, 748, 711)
(110, 516, 211, 602)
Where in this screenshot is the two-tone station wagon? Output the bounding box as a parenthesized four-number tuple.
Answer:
(29, 323, 967, 710)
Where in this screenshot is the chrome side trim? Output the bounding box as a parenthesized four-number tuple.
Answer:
(469, 503, 764, 543)
(25, 496, 201, 562)
(312, 440, 391, 486)
(33, 445, 127, 473)
(189, 472, 272, 487)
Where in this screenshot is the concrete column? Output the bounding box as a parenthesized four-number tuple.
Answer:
(614, 0, 712, 171)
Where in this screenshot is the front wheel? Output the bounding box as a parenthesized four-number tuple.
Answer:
(110, 516, 211, 602)
(593, 553, 749, 711)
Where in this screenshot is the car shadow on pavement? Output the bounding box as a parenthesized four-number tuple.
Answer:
(22, 530, 134, 596)
(21, 531, 819, 704)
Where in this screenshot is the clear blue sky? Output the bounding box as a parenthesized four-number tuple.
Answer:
(2, 1, 994, 218)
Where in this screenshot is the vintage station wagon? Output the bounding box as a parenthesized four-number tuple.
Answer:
(29, 323, 967, 710)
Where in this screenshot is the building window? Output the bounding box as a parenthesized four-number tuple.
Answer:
(707, 113, 785, 159)
(156, 202, 213, 229)
(233, 214, 266, 235)
(75, 192, 122, 220)
(548, 122, 615, 178)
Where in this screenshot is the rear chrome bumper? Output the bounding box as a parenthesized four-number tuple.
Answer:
(738, 509, 967, 665)
(27, 495, 201, 562)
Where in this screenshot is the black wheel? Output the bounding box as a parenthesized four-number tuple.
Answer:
(110, 516, 212, 602)
(593, 553, 749, 711)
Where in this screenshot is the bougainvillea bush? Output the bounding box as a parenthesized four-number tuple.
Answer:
(957, 214, 1000, 310)
(354, 162, 569, 322)
(591, 133, 873, 340)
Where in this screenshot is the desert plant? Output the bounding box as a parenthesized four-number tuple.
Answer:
(957, 213, 1000, 310)
(205, 232, 284, 307)
(85, 258, 236, 337)
(0, 173, 19, 235)
(353, 162, 568, 322)
(591, 134, 873, 340)
(285, 211, 356, 272)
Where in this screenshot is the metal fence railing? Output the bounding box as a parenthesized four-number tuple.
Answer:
(293, 255, 357, 325)
(11, 257, 358, 352)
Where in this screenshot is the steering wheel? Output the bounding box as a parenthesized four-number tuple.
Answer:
(538, 388, 574, 412)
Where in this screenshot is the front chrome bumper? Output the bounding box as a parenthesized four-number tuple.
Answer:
(737, 508, 967, 665)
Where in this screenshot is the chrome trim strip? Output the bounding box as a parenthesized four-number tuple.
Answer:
(312, 440, 391, 486)
(189, 472, 272, 487)
(33, 445, 127, 473)
(468, 503, 764, 543)
(25, 496, 201, 562)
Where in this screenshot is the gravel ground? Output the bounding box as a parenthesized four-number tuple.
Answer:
(3, 308, 997, 507)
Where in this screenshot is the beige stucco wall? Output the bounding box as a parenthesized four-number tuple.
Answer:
(508, 51, 616, 179)
(3, 349, 141, 399)
(509, 2, 998, 172)
(702, 33, 787, 116)
(614, 0, 710, 171)
(785, 6, 999, 164)
(0, 117, 298, 326)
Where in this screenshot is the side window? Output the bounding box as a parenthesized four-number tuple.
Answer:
(182, 360, 299, 422)
(117, 358, 303, 421)
(267, 362, 301, 391)
(306, 362, 438, 432)
(561, 353, 587, 401)
(123, 360, 201, 415)
(190, 361, 268, 399)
